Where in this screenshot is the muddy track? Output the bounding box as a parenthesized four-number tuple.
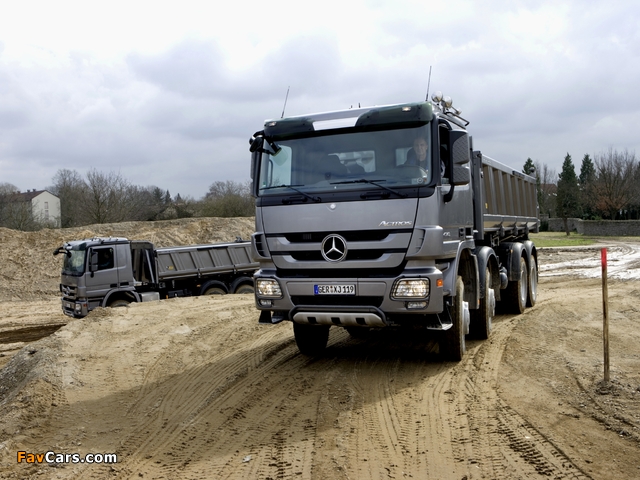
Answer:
(0, 324, 66, 345)
(7, 297, 593, 480)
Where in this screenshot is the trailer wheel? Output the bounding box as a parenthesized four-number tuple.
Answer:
(203, 287, 226, 295)
(293, 323, 330, 356)
(441, 276, 467, 361)
(235, 284, 255, 294)
(527, 256, 538, 308)
(471, 267, 494, 340)
(109, 299, 130, 308)
(506, 255, 528, 314)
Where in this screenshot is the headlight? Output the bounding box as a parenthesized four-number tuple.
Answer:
(255, 278, 282, 298)
(391, 279, 429, 299)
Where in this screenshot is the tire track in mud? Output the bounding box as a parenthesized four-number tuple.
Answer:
(459, 311, 592, 479)
(57, 296, 594, 480)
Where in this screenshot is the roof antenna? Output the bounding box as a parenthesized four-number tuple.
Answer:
(425, 66, 432, 101)
(281, 86, 290, 119)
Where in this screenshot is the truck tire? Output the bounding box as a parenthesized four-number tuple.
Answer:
(203, 287, 226, 295)
(109, 299, 130, 308)
(527, 256, 538, 308)
(471, 267, 494, 340)
(293, 323, 330, 356)
(505, 255, 528, 314)
(235, 284, 255, 294)
(441, 276, 466, 362)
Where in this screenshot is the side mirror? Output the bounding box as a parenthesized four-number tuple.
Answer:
(249, 136, 264, 153)
(448, 130, 470, 165)
(452, 165, 471, 186)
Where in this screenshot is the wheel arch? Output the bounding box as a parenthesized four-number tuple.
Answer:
(443, 242, 479, 308)
(102, 289, 139, 307)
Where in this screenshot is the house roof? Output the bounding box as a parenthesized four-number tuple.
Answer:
(11, 190, 59, 202)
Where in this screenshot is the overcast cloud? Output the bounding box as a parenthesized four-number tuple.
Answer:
(1, 0, 639, 199)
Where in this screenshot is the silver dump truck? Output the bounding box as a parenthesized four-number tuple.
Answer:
(55, 237, 258, 318)
(248, 93, 539, 360)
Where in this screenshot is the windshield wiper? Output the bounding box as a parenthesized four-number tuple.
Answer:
(262, 184, 321, 203)
(330, 179, 407, 198)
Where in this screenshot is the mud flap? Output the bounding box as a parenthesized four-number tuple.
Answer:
(259, 310, 287, 324)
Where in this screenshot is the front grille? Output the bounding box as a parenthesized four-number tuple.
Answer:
(282, 229, 404, 243)
(287, 249, 398, 262)
(61, 284, 78, 300)
(291, 295, 384, 307)
(277, 264, 407, 279)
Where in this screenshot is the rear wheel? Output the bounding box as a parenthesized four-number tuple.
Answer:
(203, 287, 226, 295)
(471, 267, 494, 340)
(235, 284, 255, 294)
(506, 255, 528, 314)
(441, 276, 467, 361)
(293, 323, 330, 356)
(527, 257, 538, 307)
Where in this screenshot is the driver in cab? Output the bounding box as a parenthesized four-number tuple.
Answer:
(405, 136, 429, 169)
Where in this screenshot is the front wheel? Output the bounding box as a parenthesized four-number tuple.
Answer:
(109, 299, 130, 308)
(293, 323, 330, 356)
(441, 276, 467, 362)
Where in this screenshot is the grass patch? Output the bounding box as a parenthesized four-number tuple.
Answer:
(530, 232, 599, 248)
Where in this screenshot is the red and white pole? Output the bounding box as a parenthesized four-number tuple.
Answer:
(601, 248, 609, 383)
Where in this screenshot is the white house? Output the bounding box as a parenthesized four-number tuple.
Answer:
(15, 190, 61, 228)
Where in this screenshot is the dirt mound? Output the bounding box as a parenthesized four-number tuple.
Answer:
(0, 217, 255, 302)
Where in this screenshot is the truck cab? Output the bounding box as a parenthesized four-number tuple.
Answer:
(57, 238, 153, 317)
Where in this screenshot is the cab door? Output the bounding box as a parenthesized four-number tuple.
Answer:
(86, 246, 119, 301)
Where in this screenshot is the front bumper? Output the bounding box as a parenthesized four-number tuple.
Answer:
(254, 268, 444, 327)
(61, 298, 89, 318)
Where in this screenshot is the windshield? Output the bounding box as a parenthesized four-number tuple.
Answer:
(62, 249, 86, 275)
(258, 125, 432, 196)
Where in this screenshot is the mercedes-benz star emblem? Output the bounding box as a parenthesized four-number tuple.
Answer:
(321, 234, 347, 262)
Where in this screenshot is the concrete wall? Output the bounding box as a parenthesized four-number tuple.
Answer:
(548, 218, 640, 236)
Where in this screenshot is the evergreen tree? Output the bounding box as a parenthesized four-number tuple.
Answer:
(579, 154, 596, 219)
(522, 158, 536, 175)
(556, 153, 581, 235)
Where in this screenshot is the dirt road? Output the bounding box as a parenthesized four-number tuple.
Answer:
(0, 221, 639, 479)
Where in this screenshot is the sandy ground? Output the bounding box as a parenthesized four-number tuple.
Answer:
(0, 219, 639, 479)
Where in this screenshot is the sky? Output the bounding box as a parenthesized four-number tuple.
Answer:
(1, 0, 639, 199)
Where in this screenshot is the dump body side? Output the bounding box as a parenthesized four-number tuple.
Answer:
(155, 242, 256, 280)
(473, 153, 538, 241)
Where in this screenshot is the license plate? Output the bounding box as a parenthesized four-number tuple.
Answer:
(65, 302, 73, 309)
(314, 284, 355, 295)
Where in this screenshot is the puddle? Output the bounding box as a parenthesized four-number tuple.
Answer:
(539, 244, 640, 280)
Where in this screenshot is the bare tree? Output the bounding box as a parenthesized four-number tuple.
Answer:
(0, 183, 44, 231)
(50, 169, 88, 227)
(201, 180, 254, 217)
(593, 149, 639, 219)
(84, 169, 137, 224)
